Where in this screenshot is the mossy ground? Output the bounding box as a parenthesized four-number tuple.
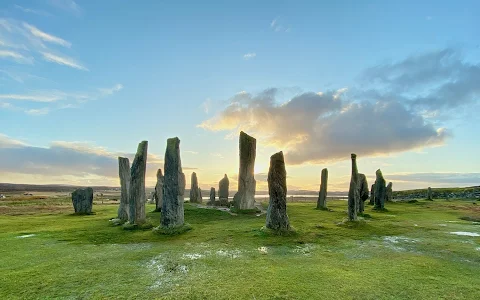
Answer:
(0, 196, 479, 299)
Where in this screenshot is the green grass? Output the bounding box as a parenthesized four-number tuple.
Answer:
(0, 197, 479, 299)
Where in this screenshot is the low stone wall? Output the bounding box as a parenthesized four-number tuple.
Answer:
(393, 187, 480, 200)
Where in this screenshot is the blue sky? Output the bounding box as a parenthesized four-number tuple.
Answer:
(0, 0, 479, 191)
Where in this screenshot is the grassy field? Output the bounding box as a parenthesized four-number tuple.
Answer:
(1, 195, 479, 300)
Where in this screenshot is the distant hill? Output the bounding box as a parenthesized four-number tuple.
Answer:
(0, 183, 119, 193)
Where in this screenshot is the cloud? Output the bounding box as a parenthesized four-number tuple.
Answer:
(47, 0, 83, 16)
(24, 108, 50, 116)
(387, 172, 480, 185)
(185, 151, 199, 155)
(14, 5, 52, 17)
(98, 84, 123, 95)
(270, 16, 291, 33)
(0, 135, 199, 186)
(199, 49, 460, 165)
(23, 23, 71, 48)
(360, 48, 480, 113)
(0, 93, 62, 102)
(201, 98, 212, 113)
(243, 53, 256, 60)
(0, 50, 34, 64)
(41, 52, 87, 70)
(210, 153, 224, 159)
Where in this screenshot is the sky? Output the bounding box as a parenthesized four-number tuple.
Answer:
(0, 0, 479, 192)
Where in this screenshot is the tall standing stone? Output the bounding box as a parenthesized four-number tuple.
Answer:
(347, 154, 359, 221)
(386, 182, 393, 202)
(161, 137, 185, 228)
(117, 157, 130, 221)
(265, 151, 290, 231)
(72, 187, 93, 214)
(189, 172, 201, 203)
(233, 131, 257, 210)
(208, 187, 216, 205)
(374, 169, 386, 210)
(198, 188, 203, 202)
(427, 187, 432, 200)
(316, 168, 328, 210)
(369, 183, 375, 205)
(128, 141, 148, 225)
(218, 174, 229, 206)
(154, 169, 164, 212)
(357, 173, 369, 214)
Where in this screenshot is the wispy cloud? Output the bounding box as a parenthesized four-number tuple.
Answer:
(14, 5, 52, 17)
(270, 16, 291, 33)
(41, 52, 88, 70)
(0, 50, 34, 64)
(47, 0, 83, 16)
(0, 93, 62, 102)
(243, 53, 256, 60)
(185, 150, 199, 155)
(24, 108, 50, 116)
(23, 23, 71, 48)
(98, 84, 123, 95)
(201, 98, 212, 113)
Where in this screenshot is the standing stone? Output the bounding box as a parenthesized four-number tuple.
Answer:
(218, 174, 230, 206)
(386, 182, 393, 202)
(347, 154, 359, 221)
(161, 137, 185, 228)
(374, 169, 386, 210)
(265, 151, 291, 231)
(316, 168, 328, 210)
(117, 157, 130, 221)
(357, 173, 369, 214)
(208, 187, 216, 205)
(189, 172, 201, 203)
(128, 141, 148, 225)
(369, 183, 375, 205)
(154, 169, 164, 212)
(427, 187, 432, 200)
(198, 188, 203, 202)
(72, 187, 93, 214)
(233, 131, 257, 210)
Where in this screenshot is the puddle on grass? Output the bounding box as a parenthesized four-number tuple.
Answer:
(16, 234, 36, 238)
(449, 232, 480, 237)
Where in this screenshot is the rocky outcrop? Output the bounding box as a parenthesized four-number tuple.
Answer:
(72, 187, 93, 214)
(218, 174, 229, 206)
(347, 154, 359, 221)
(316, 168, 328, 210)
(233, 131, 256, 210)
(189, 172, 201, 203)
(374, 169, 386, 210)
(161, 137, 185, 229)
(154, 169, 164, 211)
(386, 182, 393, 202)
(357, 173, 369, 214)
(117, 157, 130, 221)
(128, 141, 148, 224)
(265, 151, 290, 231)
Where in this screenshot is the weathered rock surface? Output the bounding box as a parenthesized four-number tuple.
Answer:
(198, 188, 203, 202)
(189, 172, 201, 203)
(233, 131, 257, 210)
(218, 174, 229, 206)
(117, 157, 130, 221)
(369, 183, 375, 205)
(374, 169, 386, 210)
(316, 168, 328, 209)
(72, 187, 93, 214)
(161, 137, 185, 228)
(128, 141, 148, 224)
(347, 154, 359, 221)
(427, 187, 432, 200)
(154, 169, 164, 211)
(265, 151, 290, 231)
(386, 182, 393, 202)
(357, 173, 369, 214)
(208, 187, 216, 205)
